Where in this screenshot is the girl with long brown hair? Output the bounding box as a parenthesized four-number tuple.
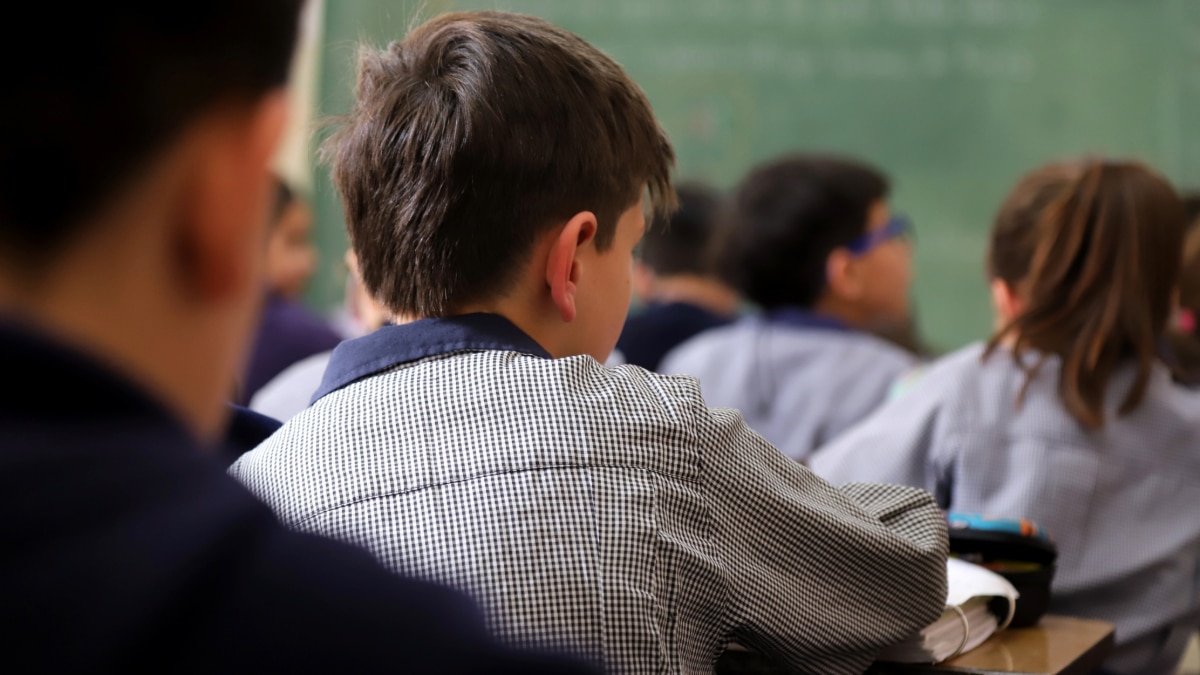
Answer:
(812, 159, 1200, 675)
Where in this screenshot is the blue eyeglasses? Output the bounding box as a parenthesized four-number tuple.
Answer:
(844, 214, 914, 256)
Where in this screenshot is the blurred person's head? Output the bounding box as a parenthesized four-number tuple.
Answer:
(0, 2, 303, 440)
(266, 179, 317, 299)
(721, 155, 912, 331)
(633, 182, 739, 315)
(986, 159, 1185, 428)
(324, 11, 675, 362)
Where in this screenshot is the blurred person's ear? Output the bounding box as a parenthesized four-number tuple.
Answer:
(824, 249, 862, 303)
(161, 92, 289, 440)
(178, 93, 290, 305)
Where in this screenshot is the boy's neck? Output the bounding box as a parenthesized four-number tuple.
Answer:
(449, 300, 563, 358)
(0, 222, 236, 444)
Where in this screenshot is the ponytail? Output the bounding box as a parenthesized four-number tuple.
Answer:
(985, 161, 1185, 428)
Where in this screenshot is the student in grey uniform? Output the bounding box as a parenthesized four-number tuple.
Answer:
(661, 156, 917, 462)
(811, 159, 1200, 675)
(250, 250, 389, 421)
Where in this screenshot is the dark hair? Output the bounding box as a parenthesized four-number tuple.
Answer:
(985, 160, 1186, 428)
(639, 183, 724, 277)
(720, 155, 889, 310)
(324, 11, 676, 317)
(0, 2, 303, 268)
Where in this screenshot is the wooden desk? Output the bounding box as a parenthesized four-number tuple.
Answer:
(716, 616, 1114, 675)
(870, 616, 1115, 675)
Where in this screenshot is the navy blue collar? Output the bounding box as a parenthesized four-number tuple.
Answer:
(762, 307, 853, 333)
(312, 313, 551, 404)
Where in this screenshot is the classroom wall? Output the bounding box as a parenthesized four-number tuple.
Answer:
(305, 0, 1200, 350)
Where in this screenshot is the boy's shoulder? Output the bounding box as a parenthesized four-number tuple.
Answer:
(233, 350, 722, 512)
(668, 317, 912, 360)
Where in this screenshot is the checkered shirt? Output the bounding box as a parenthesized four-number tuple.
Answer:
(230, 315, 947, 674)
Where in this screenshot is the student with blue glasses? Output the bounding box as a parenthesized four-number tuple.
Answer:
(661, 155, 917, 462)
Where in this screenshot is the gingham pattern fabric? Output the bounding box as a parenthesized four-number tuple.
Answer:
(232, 344, 947, 674)
(811, 343, 1200, 675)
(660, 318, 914, 463)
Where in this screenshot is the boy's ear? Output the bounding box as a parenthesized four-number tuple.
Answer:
(825, 248, 862, 301)
(176, 92, 289, 302)
(545, 211, 598, 322)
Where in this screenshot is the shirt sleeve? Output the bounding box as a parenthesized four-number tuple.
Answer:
(694, 404, 949, 675)
(808, 373, 954, 506)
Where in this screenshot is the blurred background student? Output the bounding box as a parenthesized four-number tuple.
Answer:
(240, 178, 343, 404)
(811, 159, 1200, 675)
(616, 182, 741, 372)
(662, 155, 917, 462)
(250, 250, 389, 421)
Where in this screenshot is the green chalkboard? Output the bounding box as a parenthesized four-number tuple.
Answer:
(311, 0, 1200, 349)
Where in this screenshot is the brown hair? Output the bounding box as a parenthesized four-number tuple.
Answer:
(324, 11, 676, 317)
(720, 155, 890, 309)
(985, 160, 1186, 428)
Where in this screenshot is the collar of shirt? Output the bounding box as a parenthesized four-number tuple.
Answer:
(762, 307, 853, 333)
(312, 312, 552, 404)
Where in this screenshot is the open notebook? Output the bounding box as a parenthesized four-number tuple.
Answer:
(876, 558, 1019, 664)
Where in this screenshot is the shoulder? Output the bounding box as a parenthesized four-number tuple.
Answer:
(888, 342, 989, 401)
(836, 330, 918, 374)
(234, 351, 719, 491)
(561, 354, 713, 425)
(659, 320, 749, 371)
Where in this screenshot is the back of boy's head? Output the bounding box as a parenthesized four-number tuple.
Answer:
(986, 159, 1185, 428)
(639, 183, 724, 278)
(325, 11, 676, 318)
(0, 2, 302, 272)
(720, 155, 888, 310)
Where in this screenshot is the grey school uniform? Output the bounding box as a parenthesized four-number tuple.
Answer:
(659, 309, 915, 462)
(810, 343, 1200, 675)
(231, 313, 948, 675)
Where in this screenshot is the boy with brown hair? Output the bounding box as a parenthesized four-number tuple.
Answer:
(232, 11, 947, 674)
